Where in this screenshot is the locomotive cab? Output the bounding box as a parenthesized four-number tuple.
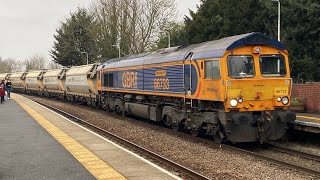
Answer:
(220, 45, 296, 142)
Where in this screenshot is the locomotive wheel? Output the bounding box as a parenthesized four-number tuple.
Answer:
(213, 131, 224, 144)
(115, 106, 122, 115)
(121, 111, 127, 117)
(105, 107, 110, 112)
(90, 101, 96, 108)
(171, 123, 180, 131)
(163, 115, 172, 126)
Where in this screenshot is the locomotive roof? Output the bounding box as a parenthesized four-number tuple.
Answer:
(98, 32, 286, 69)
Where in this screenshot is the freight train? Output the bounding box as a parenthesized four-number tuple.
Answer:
(2, 32, 296, 143)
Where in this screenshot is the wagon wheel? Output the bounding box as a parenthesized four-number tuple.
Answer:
(121, 110, 127, 117)
(163, 115, 172, 126)
(105, 106, 110, 112)
(115, 106, 123, 115)
(190, 128, 199, 137)
(91, 101, 97, 108)
(213, 130, 225, 144)
(171, 122, 180, 131)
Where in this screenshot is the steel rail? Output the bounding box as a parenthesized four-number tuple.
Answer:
(220, 144, 320, 178)
(33, 100, 211, 180)
(266, 143, 320, 162)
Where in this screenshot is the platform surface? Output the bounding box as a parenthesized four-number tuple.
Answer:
(290, 112, 320, 133)
(295, 113, 320, 127)
(0, 94, 179, 180)
(0, 96, 95, 179)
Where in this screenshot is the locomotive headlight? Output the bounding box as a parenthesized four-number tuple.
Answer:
(230, 99, 238, 107)
(253, 46, 262, 54)
(238, 97, 243, 103)
(281, 96, 289, 105)
(277, 97, 282, 102)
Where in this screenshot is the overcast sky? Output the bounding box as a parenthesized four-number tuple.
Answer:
(0, 0, 200, 61)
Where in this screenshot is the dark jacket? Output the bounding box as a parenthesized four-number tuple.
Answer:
(6, 82, 12, 89)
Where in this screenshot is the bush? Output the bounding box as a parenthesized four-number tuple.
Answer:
(291, 97, 306, 106)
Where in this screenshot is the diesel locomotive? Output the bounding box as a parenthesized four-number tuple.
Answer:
(6, 32, 296, 143)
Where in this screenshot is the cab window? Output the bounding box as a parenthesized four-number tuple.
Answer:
(259, 54, 286, 77)
(205, 60, 220, 79)
(227, 55, 254, 78)
(103, 72, 114, 87)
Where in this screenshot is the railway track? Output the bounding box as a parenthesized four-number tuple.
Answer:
(266, 143, 320, 163)
(220, 144, 320, 178)
(33, 100, 211, 180)
(30, 97, 320, 179)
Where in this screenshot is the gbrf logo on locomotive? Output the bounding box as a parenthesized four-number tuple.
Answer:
(122, 72, 138, 88)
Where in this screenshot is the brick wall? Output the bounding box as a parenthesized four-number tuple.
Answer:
(291, 82, 320, 113)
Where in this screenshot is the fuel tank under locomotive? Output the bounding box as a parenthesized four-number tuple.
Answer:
(125, 102, 162, 121)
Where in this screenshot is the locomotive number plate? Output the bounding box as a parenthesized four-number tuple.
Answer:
(274, 87, 288, 95)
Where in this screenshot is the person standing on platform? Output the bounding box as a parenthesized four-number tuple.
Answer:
(5, 80, 12, 99)
(0, 84, 5, 103)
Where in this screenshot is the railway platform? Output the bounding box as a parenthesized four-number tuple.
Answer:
(290, 112, 320, 133)
(0, 94, 180, 180)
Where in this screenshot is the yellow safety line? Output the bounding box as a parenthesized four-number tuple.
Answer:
(297, 115, 320, 121)
(14, 98, 126, 180)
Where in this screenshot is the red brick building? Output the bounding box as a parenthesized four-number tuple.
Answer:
(291, 82, 320, 113)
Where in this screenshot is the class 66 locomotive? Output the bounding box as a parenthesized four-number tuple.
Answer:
(6, 32, 296, 144)
(96, 32, 296, 143)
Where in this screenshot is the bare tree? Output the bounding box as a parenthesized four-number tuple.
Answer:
(24, 54, 47, 71)
(90, 0, 177, 58)
(47, 60, 63, 70)
(0, 57, 23, 73)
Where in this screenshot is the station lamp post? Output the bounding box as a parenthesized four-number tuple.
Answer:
(81, 51, 89, 65)
(272, 0, 281, 41)
(111, 44, 121, 58)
